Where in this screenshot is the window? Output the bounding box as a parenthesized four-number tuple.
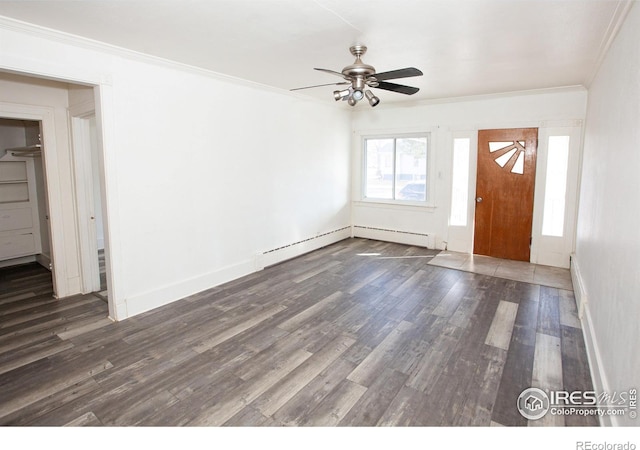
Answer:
(541, 135, 570, 237)
(450, 138, 470, 226)
(364, 135, 429, 202)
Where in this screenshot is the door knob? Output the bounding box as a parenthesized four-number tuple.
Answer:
(476, 197, 483, 203)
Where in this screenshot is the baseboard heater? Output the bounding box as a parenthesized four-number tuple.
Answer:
(257, 226, 352, 269)
(352, 225, 432, 248)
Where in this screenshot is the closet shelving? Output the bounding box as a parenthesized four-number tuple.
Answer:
(0, 141, 43, 263)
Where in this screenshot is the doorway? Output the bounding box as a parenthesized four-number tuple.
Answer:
(0, 118, 53, 275)
(473, 128, 538, 262)
(1, 73, 111, 317)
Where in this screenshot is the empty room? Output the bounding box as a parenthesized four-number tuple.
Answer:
(0, 0, 638, 444)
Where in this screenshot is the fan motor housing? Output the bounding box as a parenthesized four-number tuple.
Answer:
(342, 44, 376, 79)
(341, 63, 376, 78)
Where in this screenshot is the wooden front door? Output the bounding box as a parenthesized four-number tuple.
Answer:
(473, 128, 538, 261)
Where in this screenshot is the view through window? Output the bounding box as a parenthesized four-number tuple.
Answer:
(450, 137, 471, 226)
(364, 135, 428, 202)
(542, 135, 570, 237)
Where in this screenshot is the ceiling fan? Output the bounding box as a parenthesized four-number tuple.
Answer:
(291, 45, 423, 107)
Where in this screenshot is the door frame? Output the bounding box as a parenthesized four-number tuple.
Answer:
(445, 120, 583, 268)
(0, 102, 64, 297)
(1, 83, 120, 319)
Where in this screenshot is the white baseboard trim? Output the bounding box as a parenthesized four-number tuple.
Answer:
(256, 227, 351, 269)
(353, 225, 432, 248)
(123, 258, 255, 319)
(120, 227, 351, 320)
(570, 253, 588, 319)
(0, 255, 35, 268)
(35, 253, 51, 270)
(571, 255, 616, 426)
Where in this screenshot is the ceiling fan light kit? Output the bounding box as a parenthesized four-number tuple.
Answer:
(334, 88, 351, 101)
(292, 45, 423, 107)
(365, 89, 380, 107)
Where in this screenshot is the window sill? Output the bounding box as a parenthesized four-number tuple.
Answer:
(353, 199, 436, 212)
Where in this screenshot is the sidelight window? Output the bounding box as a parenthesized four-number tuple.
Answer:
(450, 138, 471, 226)
(541, 135, 570, 237)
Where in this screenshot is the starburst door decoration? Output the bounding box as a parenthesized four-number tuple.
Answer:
(489, 141, 526, 174)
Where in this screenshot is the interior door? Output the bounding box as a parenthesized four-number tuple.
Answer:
(473, 128, 538, 261)
(71, 114, 101, 293)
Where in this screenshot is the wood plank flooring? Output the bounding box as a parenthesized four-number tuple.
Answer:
(0, 238, 597, 426)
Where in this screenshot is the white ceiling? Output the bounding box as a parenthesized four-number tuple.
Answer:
(0, 0, 632, 105)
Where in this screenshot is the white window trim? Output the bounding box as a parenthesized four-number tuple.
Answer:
(359, 131, 435, 208)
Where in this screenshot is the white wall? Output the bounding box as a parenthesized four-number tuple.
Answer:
(68, 84, 95, 106)
(0, 19, 351, 320)
(0, 118, 27, 149)
(107, 59, 351, 318)
(573, 2, 640, 427)
(351, 89, 587, 260)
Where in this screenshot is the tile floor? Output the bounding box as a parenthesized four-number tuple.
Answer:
(428, 251, 573, 291)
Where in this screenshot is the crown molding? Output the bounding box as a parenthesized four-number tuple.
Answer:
(0, 15, 238, 83)
(585, 0, 636, 87)
(354, 85, 588, 113)
(0, 14, 332, 107)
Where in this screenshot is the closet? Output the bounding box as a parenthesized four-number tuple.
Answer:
(0, 118, 51, 270)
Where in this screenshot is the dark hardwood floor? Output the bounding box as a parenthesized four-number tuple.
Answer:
(93, 249, 108, 303)
(0, 238, 597, 426)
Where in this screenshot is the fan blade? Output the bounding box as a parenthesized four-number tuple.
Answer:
(314, 68, 348, 79)
(290, 82, 350, 91)
(374, 81, 420, 95)
(371, 67, 423, 81)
